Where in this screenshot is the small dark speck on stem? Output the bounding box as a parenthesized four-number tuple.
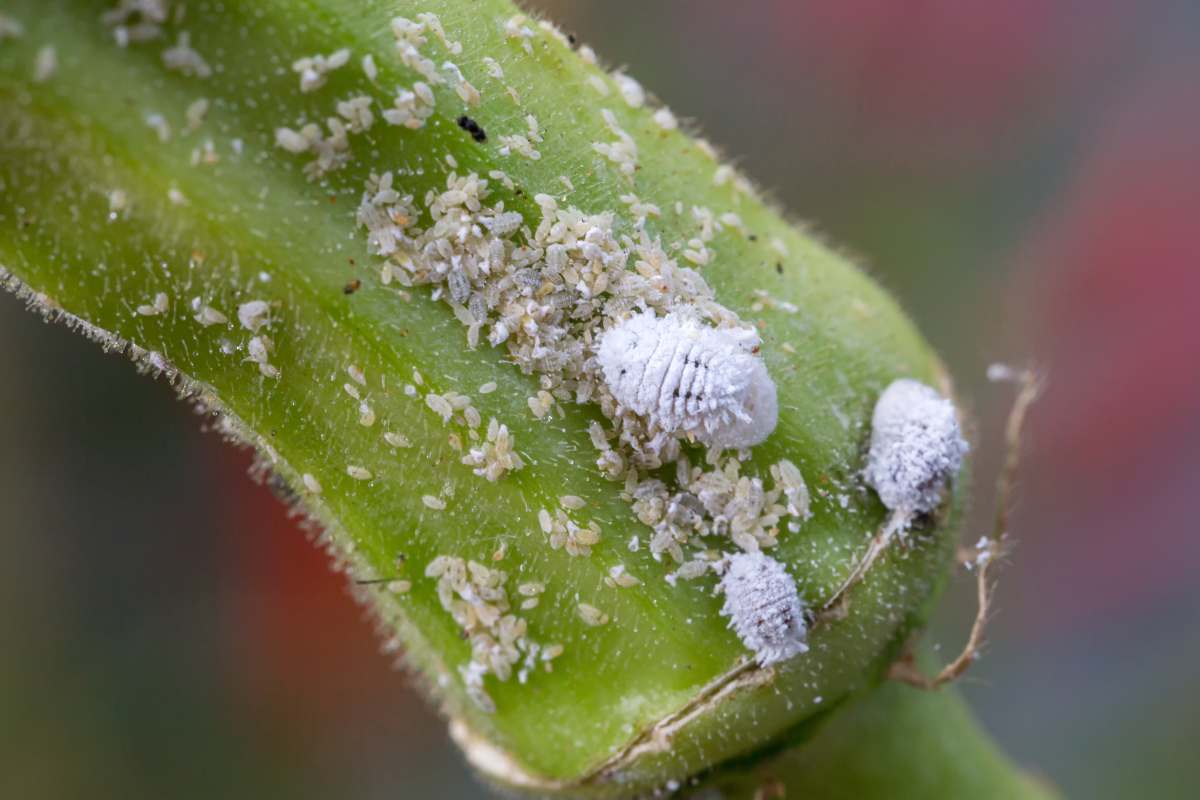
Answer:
(344, 279, 361, 295)
(457, 115, 487, 143)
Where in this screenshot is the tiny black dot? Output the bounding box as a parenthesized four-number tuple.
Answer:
(456, 115, 487, 143)
(775, 262, 784, 274)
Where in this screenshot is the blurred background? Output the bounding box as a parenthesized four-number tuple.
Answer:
(3, 1, 1198, 797)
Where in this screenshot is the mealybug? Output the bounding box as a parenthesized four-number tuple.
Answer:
(596, 311, 778, 449)
(717, 551, 808, 666)
(865, 378, 968, 527)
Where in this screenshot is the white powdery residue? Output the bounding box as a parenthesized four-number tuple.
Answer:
(425, 556, 547, 710)
(352, 167, 791, 562)
(107, 189, 128, 217)
(425, 392, 454, 423)
(539, 506, 601, 557)
(237, 300, 271, 332)
(577, 603, 609, 626)
(442, 60, 480, 106)
(719, 212, 748, 235)
(185, 97, 209, 131)
(361, 53, 378, 81)
(537, 19, 572, 47)
(101, 1, 168, 46)
(191, 297, 226, 326)
(613, 72, 645, 108)
(750, 288, 799, 314)
(187, 137, 217, 167)
(865, 379, 968, 524)
(605, 563, 641, 589)
(771, 459, 812, 520)
(292, 48, 350, 92)
(135, 292, 170, 317)
(461, 418, 524, 481)
(144, 112, 171, 142)
(497, 131, 541, 161)
(335, 95, 375, 134)
(33, 45, 57, 83)
(596, 310, 778, 449)
(274, 126, 309, 154)
(525, 114, 543, 143)
(166, 187, 188, 206)
(713, 164, 735, 187)
(347, 465, 373, 481)
(383, 431, 411, 449)
(587, 74, 610, 96)
(358, 402, 376, 427)
(503, 15, 535, 54)
(717, 551, 808, 666)
(272, 119, 351, 178)
(482, 56, 504, 79)
(527, 390, 554, 419)
(301, 473, 322, 494)
(244, 335, 280, 378)
(593, 109, 638, 178)
(161, 32, 211, 78)
(417, 11, 462, 55)
(382, 83, 436, 129)
(390, 16, 443, 85)
(652, 107, 678, 131)
(620, 193, 660, 227)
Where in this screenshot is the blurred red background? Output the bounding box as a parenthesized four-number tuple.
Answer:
(2, 2, 1197, 797)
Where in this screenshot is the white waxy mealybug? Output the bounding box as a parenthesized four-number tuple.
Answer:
(865, 378, 968, 528)
(832, 379, 970, 603)
(717, 551, 808, 666)
(596, 311, 778, 449)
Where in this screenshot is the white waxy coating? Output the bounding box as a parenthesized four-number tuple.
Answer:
(865, 379, 968, 519)
(596, 311, 778, 449)
(717, 551, 808, 666)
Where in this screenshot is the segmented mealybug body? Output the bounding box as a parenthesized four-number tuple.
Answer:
(596, 311, 778, 448)
(865, 378, 968, 520)
(717, 551, 808, 666)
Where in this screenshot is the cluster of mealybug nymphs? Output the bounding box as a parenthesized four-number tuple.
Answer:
(865, 378, 969, 534)
(596, 310, 778, 449)
(716, 551, 808, 666)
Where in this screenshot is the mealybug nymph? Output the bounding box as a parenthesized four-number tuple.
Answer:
(717, 551, 808, 666)
(865, 378, 968, 528)
(596, 311, 778, 449)
(830, 379, 969, 603)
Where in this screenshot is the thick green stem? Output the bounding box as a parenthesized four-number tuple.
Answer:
(698, 680, 1057, 800)
(0, 1, 1043, 796)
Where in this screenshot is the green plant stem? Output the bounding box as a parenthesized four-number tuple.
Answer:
(697, 678, 1058, 800)
(0, 1, 1046, 796)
